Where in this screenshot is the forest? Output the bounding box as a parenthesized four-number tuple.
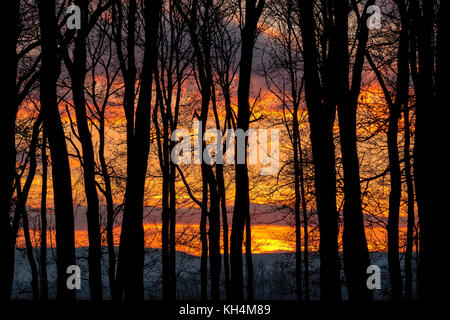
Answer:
(0, 0, 447, 302)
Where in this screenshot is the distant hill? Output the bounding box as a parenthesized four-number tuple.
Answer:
(12, 247, 417, 300)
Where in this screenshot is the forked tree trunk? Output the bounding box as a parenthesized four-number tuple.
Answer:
(298, 0, 341, 301)
(69, 0, 103, 300)
(333, 0, 373, 300)
(230, 0, 265, 301)
(115, 0, 161, 300)
(15, 116, 42, 301)
(386, 0, 409, 299)
(38, 0, 76, 300)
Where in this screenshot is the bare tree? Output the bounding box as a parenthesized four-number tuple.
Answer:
(210, 1, 240, 299)
(263, 0, 308, 300)
(409, 0, 448, 300)
(85, 12, 122, 299)
(366, 0, 409, 299)
(175, 0, 223, 300)
(297, 0, 341, 301)
(1, 0, 41, 300)
(230, 0, 265, 301)
(152, 1, 190, 299)
(15, 114, 43, 300)
(330, 0, 374, 300)
(38, 0, 76, 300)
(113, 0, 162, 300)
(40, 128, 48, 300)
(0, 0, 20, 301)
(60, 0, 113, 300)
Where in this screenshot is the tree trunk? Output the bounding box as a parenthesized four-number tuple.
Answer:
(69, 0, 103, 300)
(386, 105, 402, 299)
(40, 130, 48, 300)
(292, 90, 302, 301)
(245, 212, 254, 300)
(410, 0, 448, 300)
(0, 0, 19, 300)
(97, 103, 117, 299)
(169, 162, 177, 299)
(38, 0, 76, 300)
(20, 197, 40, 301)
(333, 0, 373, 300)
(299, 138, 310, 300)
(230, 0, 264, 301)
(386, 0, 409, 299)
(298, 0, 341, 301)
(216, 162, 230, 299)
(115, 0, 161, 300)
(403, 103, 414, 300)
(15, 116, 42, 301)
(207, 168, 221, 301)
(176, 0, 223, 300)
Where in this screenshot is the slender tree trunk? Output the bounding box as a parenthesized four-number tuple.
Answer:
(207, 171, 221, 301)
(292, 105, 302, 301)
(15, 116, 42, 301)
(38, 0, 76, 300)
(169, 162, 177, 299)
(230, 0, 264, 301)
(298, 138, 310, 300)
(176, 0, 222, 300)
(386, 0, 409, 299)
(20, 196, 40, 301)
(216, 163, 230, 299)
(333, 0, 373, 300)
(154, 72, 173, 301)
(403, 104, 414, 300)
(213, 83, 232, 300)
(386, 104, 402, 299)
(298, 0, 341, 301)
(40, 131, 48, 301)
(200, 180, 208, 300)
(97, 107, 117, 299)
(245, 212, 254, 300)
(69, 0, 103, 300)
(116, 0, 161, 300)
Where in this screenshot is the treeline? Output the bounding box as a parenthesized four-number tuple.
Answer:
(0, 0, 447, 302)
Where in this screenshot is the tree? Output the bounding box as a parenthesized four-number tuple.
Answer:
(15, 114, 43, 300)
(85, 12, 122, 299)
(263, 0, 308, 300)
(230, 0, 265, 301)
(38, 0, 76, 300)
(331, 0, 373, 300)
(0, 0, 20, 300)
(209, 1, 240, 299)
(366, 0, 409, 299)
(175, 0, 223, 300)
(40, 128, 48, 300)
(114, 0, 162, 300)
(153, 1, 191, 299)
(61, 0, 113, 300)
(297, 0, 341, 301)
(409, 0, 449, 300)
